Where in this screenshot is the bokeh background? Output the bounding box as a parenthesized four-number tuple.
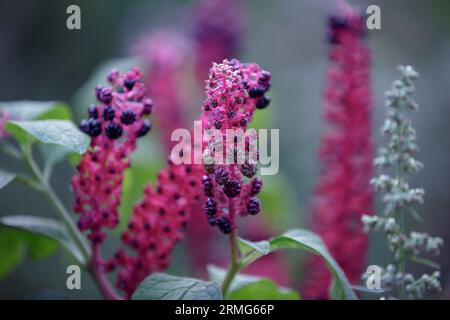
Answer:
(1, 0, 449, 299)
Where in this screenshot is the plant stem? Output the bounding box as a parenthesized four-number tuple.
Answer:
(90, 244, 122, 300)
(21, 144, 120, 299)
(396, 122, 406, 300)
(221, 228, 240, 297)
(221, 164, 241, 297)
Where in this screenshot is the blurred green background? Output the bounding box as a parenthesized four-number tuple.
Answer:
(1, 0, 450, 299)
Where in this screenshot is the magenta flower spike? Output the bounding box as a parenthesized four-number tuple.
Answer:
(190, 0, 246, 81)
(303, 8, 374, 299)
(72, 67, 152, 245)
(200, 59, 271, 234)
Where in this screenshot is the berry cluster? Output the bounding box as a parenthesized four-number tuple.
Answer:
(72, 68, 152, 244)
(107, 160, 204, 298)
(303, 8, 374, 299)
(200, 59, 271, 234)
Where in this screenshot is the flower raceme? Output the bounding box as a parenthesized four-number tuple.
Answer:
(72, 68, 152, 244)
(199, 59, 271, 234)
(190, 0, 246, 81)
(135, 30, 192, 154)
(303, 8, 374, 299)
(109, 160, 204, 298)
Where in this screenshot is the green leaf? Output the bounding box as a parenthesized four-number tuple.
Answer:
(5, 120, 90, 154)
(238, 237, 270, 257)
(0, 101, 71, 120)
(238, 229, 357, 300)
(0, 169, 16, 190)
(207, 265, 300, 300)
(0, 228, 24, 280)
(0, 215, 85, 265)
(132, 273, 222, 300)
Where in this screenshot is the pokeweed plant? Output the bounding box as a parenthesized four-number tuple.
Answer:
(0, 61, 356, 300)
(362, 66, 443, 299)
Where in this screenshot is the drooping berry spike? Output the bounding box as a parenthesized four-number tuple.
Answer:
(108, 160, 204, 298)
(72, 68, 152, 244)
(200, 59, 271, 234)
(303, 8, 374, 299)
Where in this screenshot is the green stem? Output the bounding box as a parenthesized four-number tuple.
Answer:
(396, 122, 406, 300)
(22, 144, 91, 263)
(221, 164, 242, 298)
(221, 228, 241, 297)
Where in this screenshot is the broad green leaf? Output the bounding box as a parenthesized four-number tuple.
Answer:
(132, 273, 222, 300)
(72, 57, 143, 121)
(239, 229, 357, 300)
(0, 170, 15, 190)
(5, 120, 90, 154)
(207, 265, 300, 300)
(0, 215, 85, 264)
(0, 228, 24, 280)
(0, 101, 71, 121)
(238, 237, 270, 257)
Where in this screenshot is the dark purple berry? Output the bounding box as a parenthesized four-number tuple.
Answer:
(204, 198, 217, 216)
(123, 78, 136, 90)
(88, 105, 98, 119)
(211, 100, 218, 108)
(103, 106, 115, 121)
(329, 14, 348, 29)
(223, 179, 241, 198)
(214, 121, 222, 129)
(248, 86, 266, 98)
(96, 86, 113, 103)
(80, 118, 101, 137)
(79, 119, 89, 134)
(256, 96, 271, 109)
(241, 162, 257, 178)
(143, 99, 153, 115)
(240, 118, 247, 127)
(105, 122, 123, 140)
(202, 175, 214, 197)
(250, 177, 263, 195)
(120, 109, 136, 125)
(214, 167, 229, 185)
(258, 71, 272, 84)
(247, 197, 261, 215)
(137, 120, 151, 137)
(217, 216, 232, 234)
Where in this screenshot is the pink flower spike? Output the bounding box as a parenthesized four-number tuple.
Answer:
(71, 68, 153, 244)
(303, 8, 374, 299)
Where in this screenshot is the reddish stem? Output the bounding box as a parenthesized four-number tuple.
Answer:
(90, 244, 122, 300)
